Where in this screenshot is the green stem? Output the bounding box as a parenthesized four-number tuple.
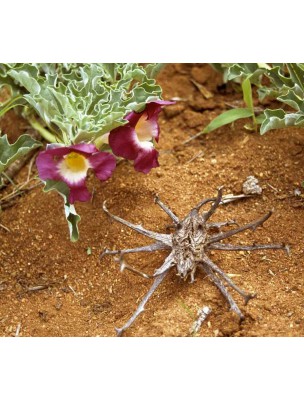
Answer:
(242, 76, 257, 132)
(28, 117, 60, 144)
(0, 95, 26, 118)
(252, 111, 258, 133)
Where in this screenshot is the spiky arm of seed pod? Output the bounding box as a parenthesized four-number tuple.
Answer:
(202, 255, 255, 305)
(154, 194, 180, 224)
(209, 242, 289, 254)
(102, 201, 172, 246)
(100, 242, 170, 260)
(202, 186, 223, 222)
(194, 197, 219, 212)
(207, 211, 273, 245)
(115, 271, 169, 337)
(153, 252, 175, 276)
(207, 220, 238, 230)
(116, 255, 153, 279)
(199, 263, 245, 320)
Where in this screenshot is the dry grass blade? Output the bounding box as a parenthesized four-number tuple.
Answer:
(190, 79, 214, 99)
(0, 180, 42, 210)
(0, 223, 10, 232)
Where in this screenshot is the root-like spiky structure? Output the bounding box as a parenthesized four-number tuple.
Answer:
(101, 188, 289, 336)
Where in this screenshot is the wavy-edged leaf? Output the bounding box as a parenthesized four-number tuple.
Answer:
(203, 108, 253, 134)
(0, 64, 26, 110)
(145, 63, 166, 79)
(227, 64, 267, 86)
(260, 109, 304, 135)
(286, 64, 304, 91)
(0, 133, 42, 174)
(266, 65, 292, 88)
(0, 96, 27, 117)
(8, 64, 40, 95)
(43, 180, 81, 242)
(0, 63, 164, 145)
(277, 83, 304, 111)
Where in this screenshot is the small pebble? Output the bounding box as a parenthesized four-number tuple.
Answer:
(242, 176, 262, 195)
(287, 312, 293, 317)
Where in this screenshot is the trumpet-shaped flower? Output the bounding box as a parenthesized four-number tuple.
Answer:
(108, 100, 174, 174)
(36, 143, 116, 203)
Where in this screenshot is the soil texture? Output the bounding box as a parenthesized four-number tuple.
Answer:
(0, 63, 303, 337)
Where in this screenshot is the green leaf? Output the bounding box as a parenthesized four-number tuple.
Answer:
(286, 64, 304, 91)
(43, 180, 81, 242)
(0, 96, 27, 117)
(277, 84, 304, 111)
(0, 133, 42, 174)
(255, 113, 266, 124)
(227, 64, 266, 86)
(266, 66, 292, 88)
(203, 108, 253, 134)
(0, 64, 23, 102)
(145, 63, 166, 79)
(210, 63, 304, 136)
(8, 65, 40, 95)
(242, 77, 254, 111)
(260, 109, 304, 134)
(0, 63, 164, 146)
(242, 76, 258, 130)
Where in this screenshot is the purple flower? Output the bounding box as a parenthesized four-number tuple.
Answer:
(36, 143, 116, 203)
(108, 100, 174, 174)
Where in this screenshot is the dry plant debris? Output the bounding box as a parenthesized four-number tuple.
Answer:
(190, 306, 211, 335)
(101, 188, 289, 336)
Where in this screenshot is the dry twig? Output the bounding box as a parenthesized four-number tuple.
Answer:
(0, 180, 42, 210)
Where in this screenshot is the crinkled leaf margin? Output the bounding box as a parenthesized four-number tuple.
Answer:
(0, 133, 42, 174)
(0, 63, 164, 145)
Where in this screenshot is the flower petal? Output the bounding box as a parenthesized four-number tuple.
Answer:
(124, 100, 175, 127)
(125, 110, 142, 126)
(36, 143, 116, 204)
(69, 181, 91, 203)
(88, 151, 116, 181)
(45, 143, 98, 157)
(145, 100, 175, 120)
(58, 154, 90, 186)
(109, 126, 139, 160)
(135, 112, 159, 142)
(134, 147, 159, 174)
(36, 151, 62, 181)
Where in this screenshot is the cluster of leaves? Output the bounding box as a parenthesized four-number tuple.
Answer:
(202, 63, 304, 135)
(0, 63, 164, 241)
(0, 134, 41, 174)
(0, 63, 163, 144)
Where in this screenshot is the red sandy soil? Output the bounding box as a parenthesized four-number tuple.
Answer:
(0, 63, 303, 336)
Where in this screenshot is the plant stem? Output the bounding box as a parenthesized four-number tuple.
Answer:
(28, 117, 60, 143)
